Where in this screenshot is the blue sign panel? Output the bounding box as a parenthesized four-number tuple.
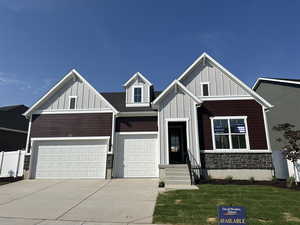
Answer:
(218, 206, 246, 225)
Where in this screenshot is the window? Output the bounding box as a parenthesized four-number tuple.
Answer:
(201, 83, 209, 96)
(133, 87, 142, 103)
(69, 96, 77, 109)
(212, 117, 248, 150)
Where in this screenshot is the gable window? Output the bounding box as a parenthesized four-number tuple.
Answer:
(211, 116, 248, 150)
(69, 96, 77, 109)
(201, 83, 210, 96)
(133, 87, 142, 103)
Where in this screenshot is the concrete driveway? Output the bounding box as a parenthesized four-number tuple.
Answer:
(0, 179, 158, 225)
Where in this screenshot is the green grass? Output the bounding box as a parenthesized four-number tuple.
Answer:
(153, 184, 300, 225)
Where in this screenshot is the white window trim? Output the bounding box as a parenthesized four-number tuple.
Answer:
(210, 116, 250, 151)
(116, 131, 158, 135)
(132, 85, 143, 103)
(165, 118, 190, 165)
(202, 150, 271, 153)
(69, 96, 77, 109)
(200, 82, 210, 96)
(126, 103, 150, 107)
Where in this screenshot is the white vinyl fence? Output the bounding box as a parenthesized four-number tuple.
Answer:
(0, 150, 25, 178)
(272, 150, 300, 182)
(287, 159, 300, 183)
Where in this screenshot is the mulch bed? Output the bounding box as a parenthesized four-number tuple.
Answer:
(199, 179, 300, 190)
(0, 176, 23, 183)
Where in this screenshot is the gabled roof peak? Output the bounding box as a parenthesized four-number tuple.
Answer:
(123, 72, 153, 87)
(176, 52, 273, 108)
(152, 80, 202, 105)
(23, 69, 118, 117)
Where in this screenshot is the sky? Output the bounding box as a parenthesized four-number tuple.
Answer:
(0, 0, 300, 107)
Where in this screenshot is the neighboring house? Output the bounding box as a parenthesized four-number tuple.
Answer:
(253, 78, 300, 179)
(0, 105, 29, 151)
(23, 53, 273, 182)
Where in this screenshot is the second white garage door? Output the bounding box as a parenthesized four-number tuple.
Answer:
(31, 139, 108, 179)
(114, 133, 158, 178)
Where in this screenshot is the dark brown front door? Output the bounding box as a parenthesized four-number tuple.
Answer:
(168, 122, 188, 164)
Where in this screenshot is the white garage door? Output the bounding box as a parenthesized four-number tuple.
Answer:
(114, 133, 158, 178)
(32, 139, 108, 179)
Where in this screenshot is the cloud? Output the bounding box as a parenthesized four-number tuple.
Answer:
(0, 72, 32, 90)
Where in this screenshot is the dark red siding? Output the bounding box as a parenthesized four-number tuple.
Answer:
(0, 130, 27, 151)
(31, 113, 113, 137)
(197, 100, 268, 150)
(115, 116, 158, 132)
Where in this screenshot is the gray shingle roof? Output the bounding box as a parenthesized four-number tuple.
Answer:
(101, 91, 161, 112)
(0, 105, 29, 131)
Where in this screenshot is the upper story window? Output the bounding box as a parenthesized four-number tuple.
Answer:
(201, 83, 210, 96)
(211, 116, 248, 150)
(133, 87, 142, 103)
(69, 96, 77, 109)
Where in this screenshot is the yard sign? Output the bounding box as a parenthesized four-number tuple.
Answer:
(218, 206, 246, 225)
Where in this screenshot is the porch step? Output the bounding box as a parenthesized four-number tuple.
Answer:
(166, 176, 191, 181)
(166, 172, 190, 176)
(166, 180, 191, 185)
(164, 164, 191, 186)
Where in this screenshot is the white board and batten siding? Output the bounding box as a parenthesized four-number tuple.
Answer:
(0, 150, 25, 178)
(126, 78, 150, 104)
(181, 61, 250, 97)
(158, 88, 199, 165)
(38, 77, 111, 112)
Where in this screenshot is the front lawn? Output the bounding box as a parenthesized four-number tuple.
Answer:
(153, 184, 300, 225)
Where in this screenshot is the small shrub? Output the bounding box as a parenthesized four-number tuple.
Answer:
(225, 176, 233, 183)
(286, 177, 296, 188)
(249, 177, 255, 184)
(272, 175, 277, 183)
(206, 175, 212, 182)
(159, 181, 165, 188)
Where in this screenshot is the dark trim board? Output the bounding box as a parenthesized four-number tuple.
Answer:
(197, 100, 268, 150)
(31, 113, 113, 137)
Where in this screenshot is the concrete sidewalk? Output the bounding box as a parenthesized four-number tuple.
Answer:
(0, 179, 159, 225)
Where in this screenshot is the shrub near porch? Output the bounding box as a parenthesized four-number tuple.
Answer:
(153, 184, 300, 225)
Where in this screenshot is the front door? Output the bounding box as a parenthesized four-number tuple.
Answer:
(168, 122, 188, 164)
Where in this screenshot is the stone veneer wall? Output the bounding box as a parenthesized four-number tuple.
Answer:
(200, 153, 273, 169)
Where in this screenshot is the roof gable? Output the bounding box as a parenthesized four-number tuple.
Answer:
(123, 72, 153, 87)
(152, 80, 202, 105)
(24, 69, 118, 117)
(177, 52, 273, 108)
